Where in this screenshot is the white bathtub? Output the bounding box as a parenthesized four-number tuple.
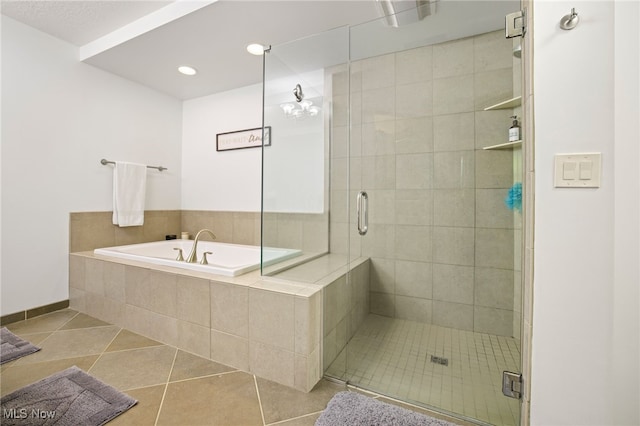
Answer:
(94, 240, 301, 277)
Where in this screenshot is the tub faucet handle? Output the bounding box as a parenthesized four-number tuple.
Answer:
(200, 252, 213, 265)
(173, 247, 184, 262)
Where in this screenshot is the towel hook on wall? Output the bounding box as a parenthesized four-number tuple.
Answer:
(560, 8, 579, 30)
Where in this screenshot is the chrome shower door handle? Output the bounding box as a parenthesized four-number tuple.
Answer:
(357, 191, 368, 236)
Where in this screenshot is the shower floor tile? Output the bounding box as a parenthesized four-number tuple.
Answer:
(326, 314, 521, 426)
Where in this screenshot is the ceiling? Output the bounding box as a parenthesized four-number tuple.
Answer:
(2, 0, 384, 99)
(2, 0, 517, 100)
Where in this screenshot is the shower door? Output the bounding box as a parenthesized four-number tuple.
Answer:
(341, 3, 525, 425)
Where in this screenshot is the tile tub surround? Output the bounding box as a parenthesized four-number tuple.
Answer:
(69, 251, 324, 392)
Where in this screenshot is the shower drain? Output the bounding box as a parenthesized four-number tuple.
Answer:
(430, 355, 449, 366)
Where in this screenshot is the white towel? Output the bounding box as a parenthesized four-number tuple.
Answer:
(112, 161, 147, 227)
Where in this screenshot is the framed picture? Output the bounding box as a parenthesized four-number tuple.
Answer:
(216, 126, 271, 151)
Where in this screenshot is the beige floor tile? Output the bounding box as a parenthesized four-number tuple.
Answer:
(105, 329, 163, 352)
(89, 345, 177, 391)
(5, 309, 78, 335)
(109, 384, 166, 426)
(59, 313, 111, 330)
(12, 326, 121, 365)
(157, 371, 263, 426)
(270, 412, 322, 426)
(0, 332, 52, 372)
(257, 378, 346, 425)
(0, 355, 99, 397)
(169, 350, 235, 382)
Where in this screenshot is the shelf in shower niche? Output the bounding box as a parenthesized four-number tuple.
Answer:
(483, 140, 522, 150)
(484, 96, 522, 111)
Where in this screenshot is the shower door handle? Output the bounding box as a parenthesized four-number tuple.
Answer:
(357, 191, 368, 236)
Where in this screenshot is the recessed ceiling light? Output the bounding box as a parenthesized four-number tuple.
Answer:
(178, 65, 197, 76)
(246, 44, 265, 56)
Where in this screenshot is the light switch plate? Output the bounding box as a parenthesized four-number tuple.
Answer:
(554, 153, 601, 188)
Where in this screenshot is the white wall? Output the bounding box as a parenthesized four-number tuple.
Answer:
(531, 1, 639, 425)
(181, 84, 262, 211)
(1, 17, 183, 315)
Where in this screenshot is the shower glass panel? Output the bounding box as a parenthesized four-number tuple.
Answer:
(263, 2, 524, 425)
(261, 26, 350, 280)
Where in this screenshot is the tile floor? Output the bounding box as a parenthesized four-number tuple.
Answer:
(326, 315, 521, 426)
(1, 309, 466, 426)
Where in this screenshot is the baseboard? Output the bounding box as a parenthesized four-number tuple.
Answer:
(1, 300, 70, 326)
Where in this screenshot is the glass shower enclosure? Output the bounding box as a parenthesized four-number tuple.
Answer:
(262, 2, 524, 425)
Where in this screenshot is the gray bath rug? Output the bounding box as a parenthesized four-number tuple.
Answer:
(0, 366, 137, 425)
(0, 327, 41, 364)
(315, 391, 458, 426)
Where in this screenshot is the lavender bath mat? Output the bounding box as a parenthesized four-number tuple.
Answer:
(316, 391, 458, 426)
(0, 366, 137, 425)
(0, 327, 41, 364)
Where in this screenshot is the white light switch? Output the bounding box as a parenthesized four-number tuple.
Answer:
(554, 153, 601, 188)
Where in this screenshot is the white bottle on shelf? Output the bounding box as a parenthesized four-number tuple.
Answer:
(509, 115, 520, 142)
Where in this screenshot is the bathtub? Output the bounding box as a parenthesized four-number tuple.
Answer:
(94, 240, 301, 277)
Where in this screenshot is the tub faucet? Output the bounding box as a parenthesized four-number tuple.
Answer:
(185, 229, 217, 263)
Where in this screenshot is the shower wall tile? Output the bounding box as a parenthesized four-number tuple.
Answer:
(432, 264, 474, 305)
(395, 225, 432, 262)
(475, 228, 514, 270)
(176, 275, 210, 327)
(395, 116, 433, 154)
(210, 281, 248, 338)
(331, 125, 348, 159)
(362, 87, 395, 123)
(211, 330, 249, 372)
(233, 212, 258, 246)
(396, 153, 433, 189)
(302, 214, 329, 252)
(368, 190, 396, 225)
(432, 227, 475, 266)
(361, 54, 396, 90)
(433, 75, 475, 115)
(350, 60, 363, 93)
(370, 292, 395, 317)
(396, 45, 433, 85)
(474, 68, 513, 111)
(395, 189, 433, 226)
(474, 30, 514, 73)
(370, 258, 396, 294)
(475, 150, 513, 189)
(474, 306, 513, 336)
(433, 112, 475, 152)
(432, 301, 473, 331)
(395, 260, 432, 299)
(361, 224, 395, 259)
(396, 296, 432, 323)
(474, 267, 514, 310)
(474, 110, 514, 149)
(476, 189, 514, 229)
(361, 155, 396, 189)
(362, 120, 395, 156)
(434, 151, 475, 189)
(396, 81, 433, 118)
(433, 189, 475, 227)
(332, 94, 349, 127)
(433, 37, 474, 79)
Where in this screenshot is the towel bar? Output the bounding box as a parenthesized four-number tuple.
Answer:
(100, 158, 167, 172)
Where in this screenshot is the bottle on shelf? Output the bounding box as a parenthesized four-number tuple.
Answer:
(509, 115, 520, 142)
